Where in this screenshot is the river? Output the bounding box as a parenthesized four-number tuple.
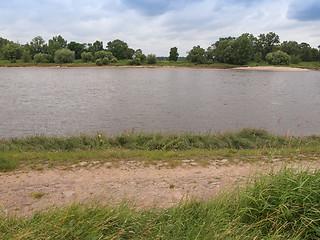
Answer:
(0, 67, 319, 138)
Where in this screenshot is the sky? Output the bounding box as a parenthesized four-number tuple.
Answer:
(0, 0, 320, 56)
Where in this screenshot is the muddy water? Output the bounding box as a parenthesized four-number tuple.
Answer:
(0, 67, 319, 138)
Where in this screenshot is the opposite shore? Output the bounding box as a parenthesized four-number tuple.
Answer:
(0, 65, 314, 71)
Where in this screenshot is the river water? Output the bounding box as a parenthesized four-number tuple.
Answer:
(0, 67, 319, 138)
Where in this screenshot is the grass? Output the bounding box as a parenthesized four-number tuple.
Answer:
(1, 128, 320, 171)
(0, 167, 319, 239)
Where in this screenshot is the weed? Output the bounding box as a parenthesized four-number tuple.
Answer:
(31, 192, 46, 199)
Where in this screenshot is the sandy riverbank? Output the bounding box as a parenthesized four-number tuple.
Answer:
(233, 66, 310, 71)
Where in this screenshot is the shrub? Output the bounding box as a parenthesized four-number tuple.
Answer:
(146, 54, 157, 64)
(266, 50, 291, 65)
(95, 58, 102, 66)
(22, 50, 32, 63)
(94, 51, 108, 60)
(102, 57, 110, 65)
(81, 52, 94, 63)
(34, 53, 52, 63)
(132, 57, 142, 65)
(290, 55, 301, 64)
(54, 48, 75, 64)
(94, 51, 117, 66)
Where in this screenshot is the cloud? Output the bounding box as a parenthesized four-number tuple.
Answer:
(0, 0, 320, 56)
(287, 0, 320, 21)
(120, 0, 203, 16)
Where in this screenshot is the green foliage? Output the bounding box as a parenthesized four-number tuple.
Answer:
(47, 35, 67, 57)
(134, 52, 146, 62)
(266, 50, 291, 65)
(169, 47, 179, 61)
(67, 41, 86, 59)
(257, 32, 280, 59)
(95, 58, 102, 66)
(94, 51, 117, 65)
(29, 36, 46, 56)
(0, 155, 19, 171)
(290, 55, 301, 64)
(107, 39, 134, 60)
(280, 41, 300, 56)
(21, 50, 32, 63)
(129, 57, 141, 65)
(34, 53, 52, 63)
(186, 45, 206, 64)
(81, 52, 94, 63)
(54, 48, 75, 64)
(299, 42, 318, 62)
(1, 128, 317, 152)
(1, 42, 23, 60)
(88, 40, 103, 54)
(146, 54, 157, 64)
(213, 35, 253, 65)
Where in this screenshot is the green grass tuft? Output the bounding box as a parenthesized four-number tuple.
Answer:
(0, 154, 19, 171)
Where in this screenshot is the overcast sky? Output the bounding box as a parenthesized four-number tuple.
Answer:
(1, 0, 320, 56)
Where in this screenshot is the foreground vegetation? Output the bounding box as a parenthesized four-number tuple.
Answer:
(1, 167, 319, 239)
(1, 128, 320, 171)
(1, 129, 320, 238)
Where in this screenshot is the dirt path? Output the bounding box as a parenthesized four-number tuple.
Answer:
(0, 160, 318, 216)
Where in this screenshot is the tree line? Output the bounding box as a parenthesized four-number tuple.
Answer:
(0, 36, 157, 65)
(0, 32, 319, 66)
(186, 32, 320, 65)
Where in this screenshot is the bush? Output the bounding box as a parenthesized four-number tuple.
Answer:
(102, 57, 110, 65)
(129, 57, 142, 65)
(290, 55, 301, 64)
(34, 53, 52, 63)
(54, 48, 75, 64)
(94, 51, 117, 66)
(95, 58, 102, 66)
(22, 50, 32, 63)
(146, 54, 157, 64)
(266, 50, 291, 65)
(81, 52, 94, 63)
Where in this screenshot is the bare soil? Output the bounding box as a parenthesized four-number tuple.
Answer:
(1, 160, 319, 216)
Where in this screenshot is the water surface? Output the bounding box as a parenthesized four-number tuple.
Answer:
(0, 67, 319, 138)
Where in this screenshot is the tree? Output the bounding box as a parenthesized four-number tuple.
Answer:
(54, 48, 75, 64)
(280, 41, 300, 56)
(146, 54, 157, 64)
(47, 35, 67, 57)
(81, 52, 94, 62)
(257, 32, 280, 59)
(88, 40, 104, 54)
(2, 42, 23, 61)
(266, 50, 291, 65)
(67, 41, 86, 59)
(30, 36, 46, 56)
(169, 47, 179, 61)
(186, 45, 206, 64)
(134, 49, 146, 62)
(107, 39, 134, 60)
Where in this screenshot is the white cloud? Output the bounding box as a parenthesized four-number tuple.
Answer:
(0, 0, 319, 56)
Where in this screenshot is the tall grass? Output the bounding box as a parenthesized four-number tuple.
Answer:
(1, 128, 318, 152)
(1, 167, 319, 239)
